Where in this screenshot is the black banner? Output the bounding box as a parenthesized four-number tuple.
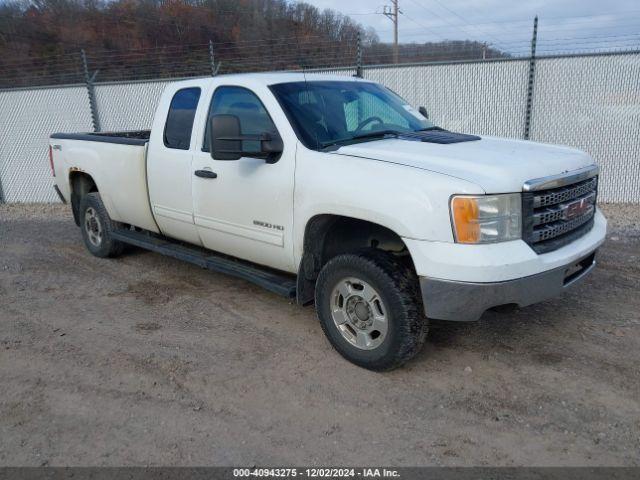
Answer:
(0, 468, 639, 480)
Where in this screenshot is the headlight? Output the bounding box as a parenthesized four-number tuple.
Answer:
(450, 194, 521, 244)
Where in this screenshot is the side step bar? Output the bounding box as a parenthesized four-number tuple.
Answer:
(112, 229, 297, 299)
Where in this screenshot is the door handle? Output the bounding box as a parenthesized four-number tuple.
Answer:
(194, 169, 218, 179)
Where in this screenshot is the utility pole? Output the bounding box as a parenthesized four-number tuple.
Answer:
(383, 0, 400, 64)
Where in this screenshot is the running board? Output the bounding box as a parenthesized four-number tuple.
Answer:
(112, 229, 297, 298)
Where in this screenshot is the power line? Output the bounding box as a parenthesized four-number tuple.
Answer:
(399, 11, 447, 41)
(442, 8, 640, 25)
(371, 11, 640, 39)
(405, 0, 509, 50)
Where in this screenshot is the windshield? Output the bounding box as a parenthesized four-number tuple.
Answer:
(269, 81, 435, 150)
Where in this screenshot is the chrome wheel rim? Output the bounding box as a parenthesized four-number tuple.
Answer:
(84, 207, 103, 247)
(330, 277, 388, 350)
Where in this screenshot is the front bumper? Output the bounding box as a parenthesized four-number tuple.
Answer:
(419, 250, 597, 321)
(404, 208, 606, 283)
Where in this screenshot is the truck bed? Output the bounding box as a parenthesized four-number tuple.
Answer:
(51, 130, 150, 146)
(50, 130, 158, 233)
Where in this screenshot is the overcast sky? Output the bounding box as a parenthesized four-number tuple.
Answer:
(308, 0, 640, 55)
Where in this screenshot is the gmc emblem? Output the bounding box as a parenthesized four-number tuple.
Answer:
(566, 197, 592, 219)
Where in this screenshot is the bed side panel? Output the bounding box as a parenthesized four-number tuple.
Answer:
(55, 139, 159, 233)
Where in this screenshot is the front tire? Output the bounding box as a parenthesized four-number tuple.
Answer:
(315, 250, 428, 371)
(79, 192, 124, 258)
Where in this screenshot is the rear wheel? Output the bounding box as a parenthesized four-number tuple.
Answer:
(79, 192, 124, 258)
(315, 250, 428, 371)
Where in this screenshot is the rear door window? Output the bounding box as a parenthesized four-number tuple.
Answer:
(164, 87, 201, 150)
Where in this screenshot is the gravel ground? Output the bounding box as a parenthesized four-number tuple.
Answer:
(0, 203, 639, 466)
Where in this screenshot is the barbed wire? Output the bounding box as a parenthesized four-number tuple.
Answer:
(0, 35, 638, 89)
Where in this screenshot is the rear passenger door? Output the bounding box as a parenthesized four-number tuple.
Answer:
(147, 85, 203, 245)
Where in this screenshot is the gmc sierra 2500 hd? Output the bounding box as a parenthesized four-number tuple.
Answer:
(50, 73, 606, 370)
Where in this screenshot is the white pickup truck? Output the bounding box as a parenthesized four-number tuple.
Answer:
(50, 73, 606, 370)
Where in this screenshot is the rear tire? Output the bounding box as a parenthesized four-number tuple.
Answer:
(315, 249, 428, 371)
(79, 192, 125, 258)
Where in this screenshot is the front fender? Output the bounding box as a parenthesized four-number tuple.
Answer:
(293, 148, 484, 266)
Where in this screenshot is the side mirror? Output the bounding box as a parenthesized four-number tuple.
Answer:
(210, 114, 283, 163)
(419, 106, 429, 119)
(211, 114, 242, 161)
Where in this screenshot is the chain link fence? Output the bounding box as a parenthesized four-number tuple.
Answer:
(0, 85, 94, 203)
(528, 53, 640, 203)
(0, 51, 638, 203)
(364, 59, 530, 139)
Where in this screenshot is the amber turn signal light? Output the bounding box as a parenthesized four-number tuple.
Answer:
(451, 196, 480, 243)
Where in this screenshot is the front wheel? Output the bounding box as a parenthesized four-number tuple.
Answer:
(315, 250, 428, 371)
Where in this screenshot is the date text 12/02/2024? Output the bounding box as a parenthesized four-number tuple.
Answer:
(232, 468, 400, 478)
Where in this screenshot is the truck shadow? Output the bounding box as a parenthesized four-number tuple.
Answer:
(426, 310, 532, 346)
(417, 300, 573, 363)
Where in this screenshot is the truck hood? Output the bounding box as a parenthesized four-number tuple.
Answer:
(330, 135, 596, 193)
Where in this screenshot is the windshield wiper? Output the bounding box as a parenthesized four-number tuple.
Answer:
(415, 126, 445, 132)
(320, 127, 448, 150)
(320, 130, 404, 150)
(350, 129, 404, 141)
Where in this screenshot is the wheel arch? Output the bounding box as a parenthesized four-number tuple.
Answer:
(296, 214, 415, 305)
(69, 170, 98, 226)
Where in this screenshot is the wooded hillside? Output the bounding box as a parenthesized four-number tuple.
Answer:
(0, 0, 506, 87)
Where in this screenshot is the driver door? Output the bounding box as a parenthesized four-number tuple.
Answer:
(191, 85, 296, 273)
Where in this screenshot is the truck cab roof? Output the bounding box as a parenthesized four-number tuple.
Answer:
(169, 71, 374, 89)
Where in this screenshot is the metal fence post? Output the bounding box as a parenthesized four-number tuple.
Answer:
(209, 40, 221, 76)
(524, 16, 538, 140)
(81, 49, 100, 132)
(0, 129, 4, 202)
(355, 31, 363, 78)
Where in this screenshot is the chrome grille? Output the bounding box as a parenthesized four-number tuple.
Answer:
(532, 208, 595, 242)
(532, 191, 596, 226)
(523, 173, 598, 254)
(534, 176, 598, 208)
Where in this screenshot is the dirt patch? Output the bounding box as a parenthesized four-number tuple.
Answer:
(134, 322, 162, 333)
(0, 202, 639, 466)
